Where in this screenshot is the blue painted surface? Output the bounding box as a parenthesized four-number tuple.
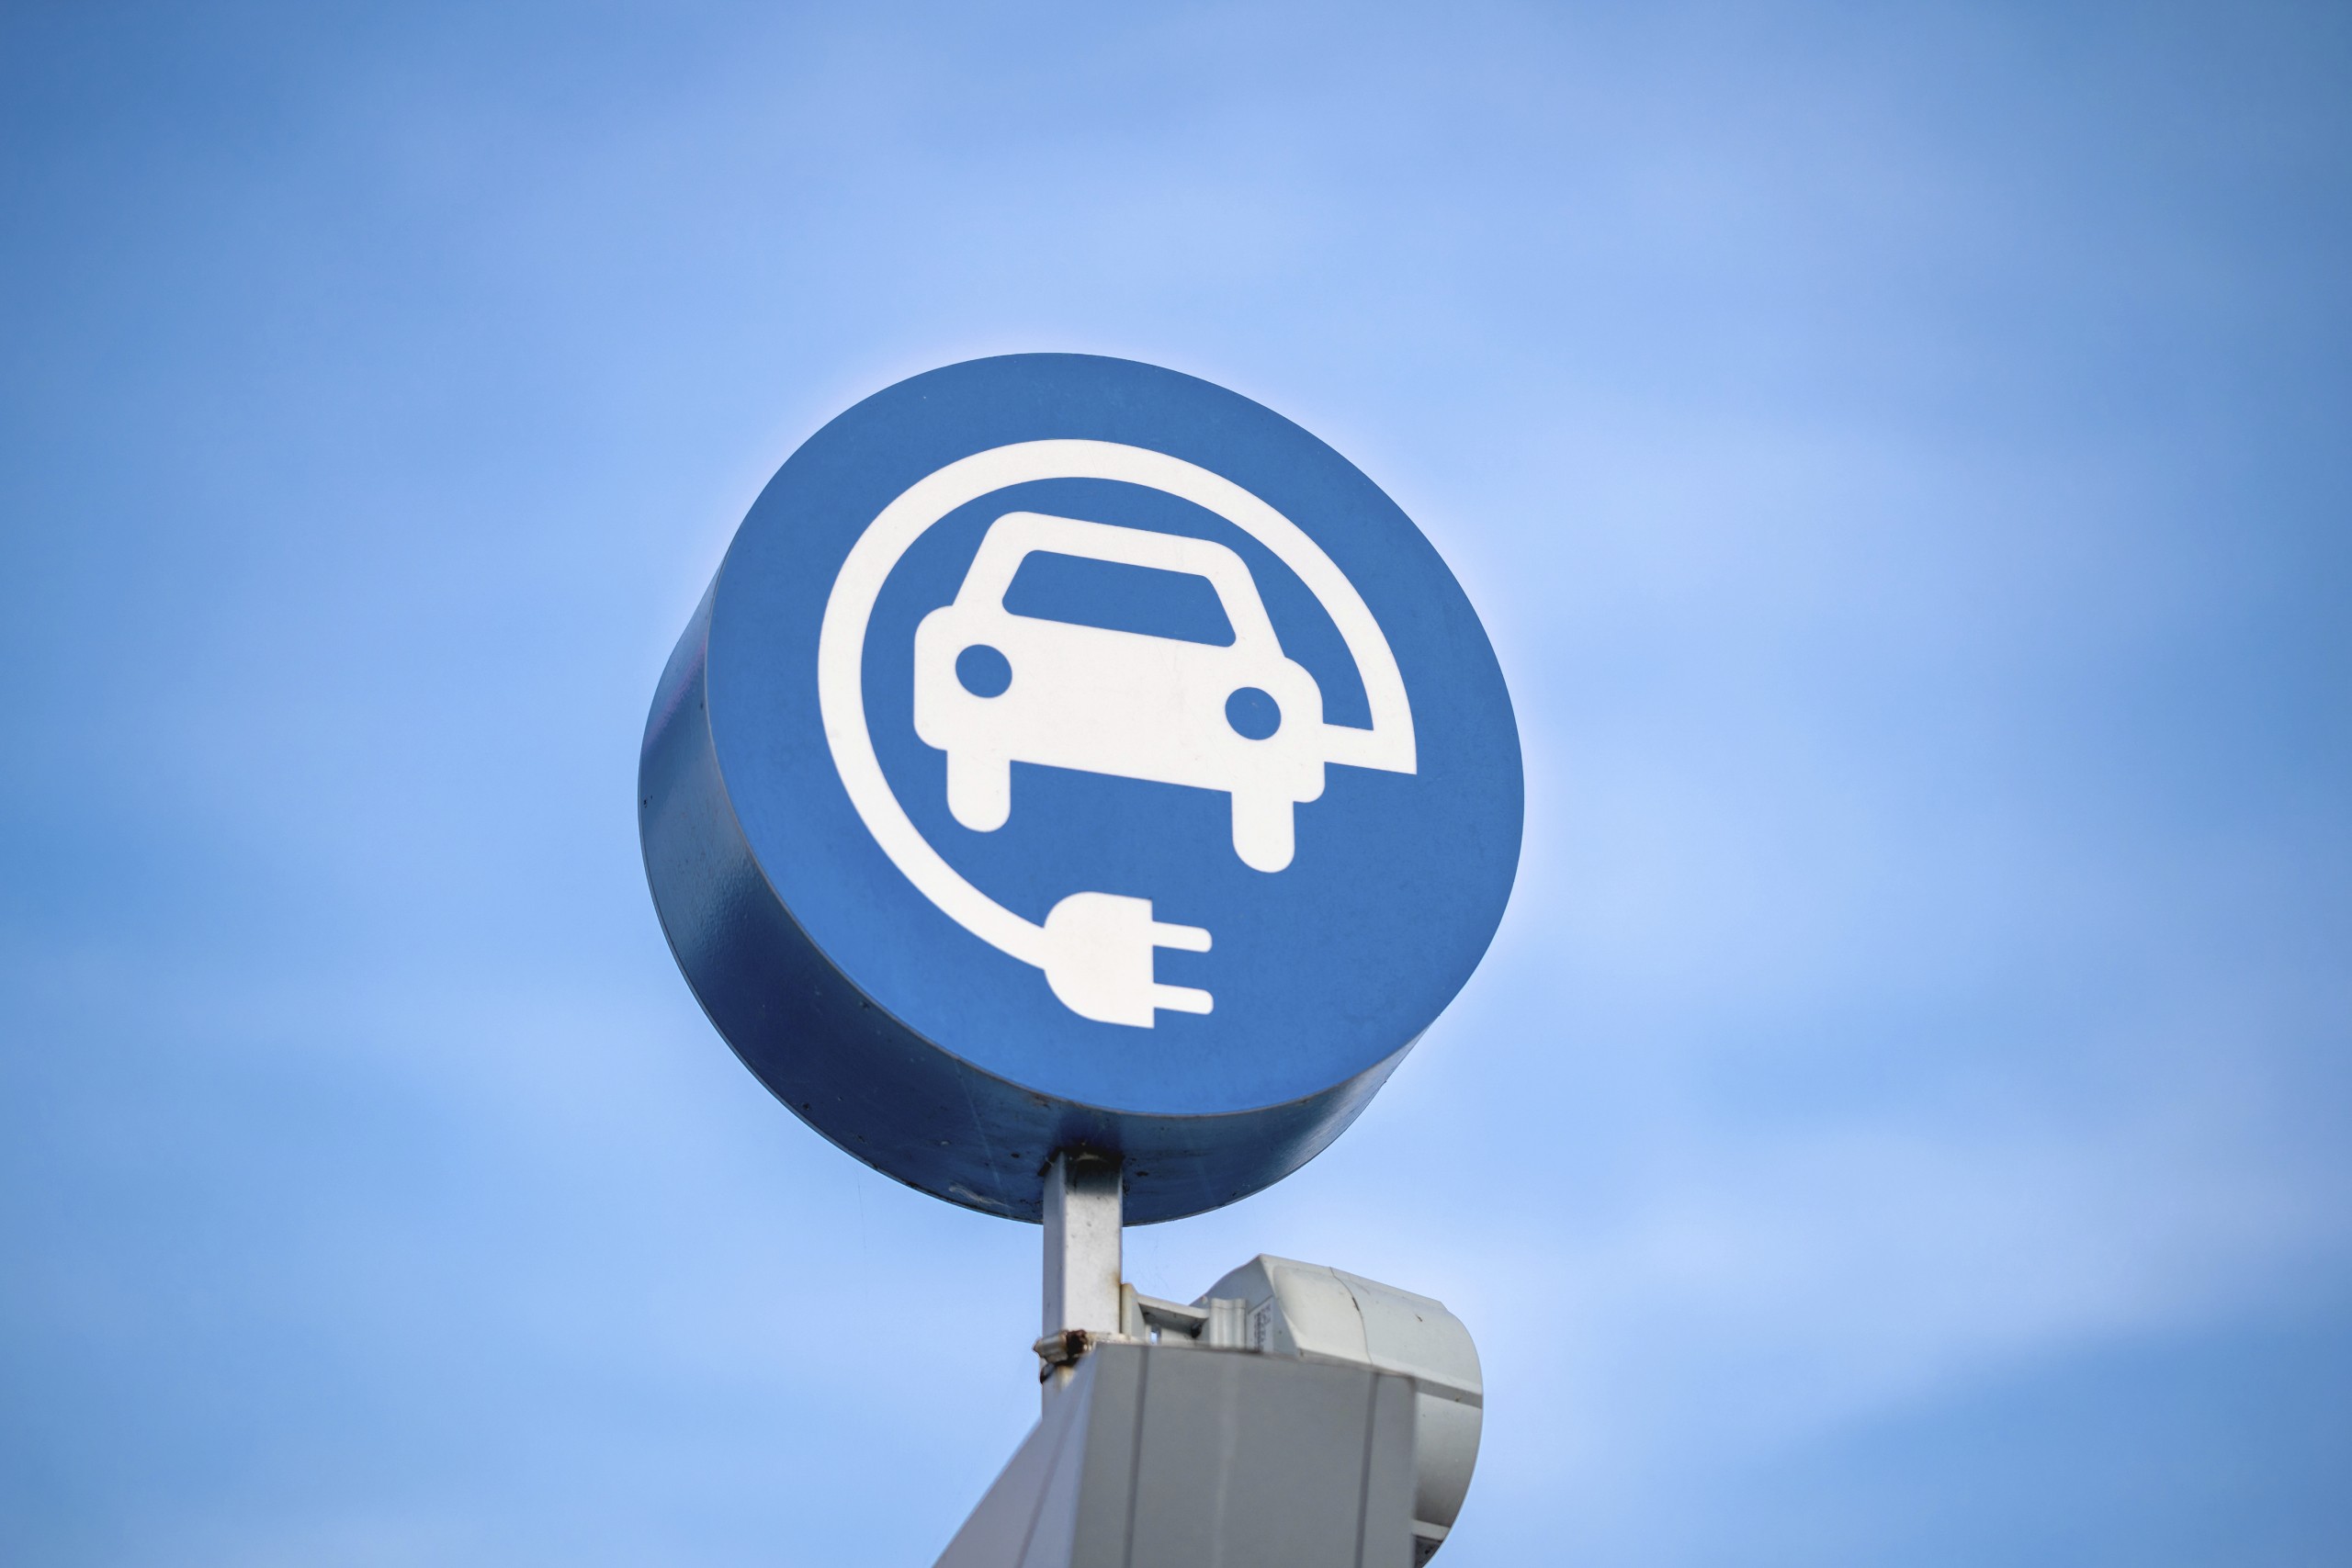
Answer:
(1002, 551, 1238, 646)
(954, 643, 1015, 699)
(1226, 687, 1283, 740)
(639, 355, 1521, 1222)
(8, 8, 2352, 1562)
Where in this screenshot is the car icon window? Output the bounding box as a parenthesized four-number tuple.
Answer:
(1001, 549, 1239, 647)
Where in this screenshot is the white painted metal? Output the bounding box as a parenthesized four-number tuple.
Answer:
(1041, 1152, 1123, 1400)
(938, 1342, 1417, 1568)
(1018, 1235, 1483, 1560)
(1195, 1257, 1483, 1563)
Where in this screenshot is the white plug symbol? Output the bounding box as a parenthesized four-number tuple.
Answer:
(1039, 892, 1213, 1027)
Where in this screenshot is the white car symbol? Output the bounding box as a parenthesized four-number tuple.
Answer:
(914, 512, 1328, 874)
(821, 440, 1416, 1029)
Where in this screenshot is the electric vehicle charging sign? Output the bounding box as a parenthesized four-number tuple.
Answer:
(639, 355, 1521, 1224)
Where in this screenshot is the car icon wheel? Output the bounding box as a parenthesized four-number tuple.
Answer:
(946, 748, 1012, 832)
(1229, 791, 1296, 874)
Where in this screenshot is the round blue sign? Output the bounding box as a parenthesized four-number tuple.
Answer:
(639, 355, 1521, 1224)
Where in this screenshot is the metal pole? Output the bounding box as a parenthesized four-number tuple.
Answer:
(1040, 1149, 1121, 1403)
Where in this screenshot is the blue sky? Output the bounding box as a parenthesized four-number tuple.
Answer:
(3, 3, 2346, 1563)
